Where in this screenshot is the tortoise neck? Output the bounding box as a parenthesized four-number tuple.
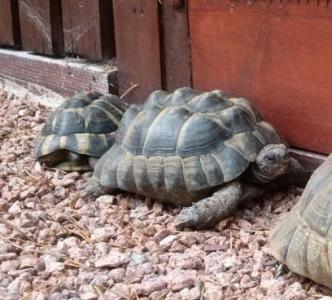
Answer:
(244, 164, 275, 184)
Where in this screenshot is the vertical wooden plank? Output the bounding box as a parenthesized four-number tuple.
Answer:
(19, 0, 64, 56)
(99, 0, 116, 59)
(160, 0, 191, 90)
(189, 0, 332, 153)
(113, 0, 162, 103)
(49, 0, 64, 55)
(61, 0, 115, 60)
(0, 0, 20, 47)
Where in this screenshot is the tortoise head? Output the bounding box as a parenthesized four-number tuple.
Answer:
(255, 144, 290, 182)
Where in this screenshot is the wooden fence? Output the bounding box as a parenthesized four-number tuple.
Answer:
(0, 0, 115, 59)
(1, 0, 332, 154)
(0, 0, 190, 103)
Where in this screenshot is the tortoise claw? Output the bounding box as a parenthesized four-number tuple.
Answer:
(174, 207, 200, 230)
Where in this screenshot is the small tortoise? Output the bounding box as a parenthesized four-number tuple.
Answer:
(270, 154, 332, 288)
(84, 87, 304, 229)
(35, 91, 128, 171)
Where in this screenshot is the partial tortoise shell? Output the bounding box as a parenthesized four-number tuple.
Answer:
(35, 91, 128, 160)
(269, 154, 332, 288)
(94, 87, 284, 203)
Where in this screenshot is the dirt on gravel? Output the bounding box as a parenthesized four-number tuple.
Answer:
(0, 88, 331, 300)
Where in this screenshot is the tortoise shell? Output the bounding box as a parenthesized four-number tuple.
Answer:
(35, 91, 128, 162)
(94, 87, 283, 204)
(269, 154, 332, 288)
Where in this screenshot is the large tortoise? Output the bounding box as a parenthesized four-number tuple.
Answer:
(35, 91, 128, 171)
(84, 87, 304, 228)
(269, 154, 332, 288)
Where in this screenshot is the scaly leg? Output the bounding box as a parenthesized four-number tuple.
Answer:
(80, 177, 114, 198)
(175, 180, 265, 229)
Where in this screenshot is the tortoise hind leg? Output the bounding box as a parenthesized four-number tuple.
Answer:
(175, 180, 266, 229)
(80, 177, 114, 198)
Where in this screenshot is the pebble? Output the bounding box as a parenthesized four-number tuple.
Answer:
(125, 262, 156, 283)
(8, 201, 21, 214)
(108, 268, 126, 283)
(283, 282, 306, 300)
(166, 270, 197, 291)
(96, 195, 116, 205)
(159, 235, 177, 250)
(204, 285, 223, 300)
(95, 251, 130, 268)
(19, 254, 40, 269)
(80, 292, 98, 300)
(0, 260, 19, 273)
(179, 286, 201, 300)
(130, 252, 148, 265)
(103, 290, 121, 300)
(42, 255, 64, 273)
(138, 276, 167, 296)
(91, 227, 115, 242)
(0, 253, 17, 263)
(168, 253, 204, 270)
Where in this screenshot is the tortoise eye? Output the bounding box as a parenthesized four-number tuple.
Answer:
(265, 154, 275, 161)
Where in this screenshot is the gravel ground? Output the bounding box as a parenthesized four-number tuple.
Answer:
(0, 89, 331, 300)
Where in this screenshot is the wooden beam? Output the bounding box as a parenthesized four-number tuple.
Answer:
(289, 148, 326, 173)
(0, 49, 116, 97)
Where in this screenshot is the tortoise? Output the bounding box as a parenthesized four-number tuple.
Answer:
(269, 154, 332, 288)
(84, 87, 305, 229)
(35, 91, 128, 172)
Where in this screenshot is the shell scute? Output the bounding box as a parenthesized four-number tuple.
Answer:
(199, 154, 224, 187)
(121, 105, 163, 155)
(164, 156, 186, 193)
(116, 152, 137, 192)
(164, 87, 200, 107)
(133, 156, 151, 193)
(176, 113, 230, 157)
(219, 105, 257, 134)
(211, 145, 249, 182)
(142, 107, 191, 156)
(224, 131, 264, 162)
(53, 110, 86, 135)
(84, 106, 118, 133)
(146, 156, 165, 191)
(183, 156, 208, 192)
(187, 90, 230, 113)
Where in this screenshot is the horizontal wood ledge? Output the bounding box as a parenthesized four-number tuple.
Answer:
(0, 49, 117, 98)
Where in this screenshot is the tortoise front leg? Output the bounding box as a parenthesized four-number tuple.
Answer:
(175, 181, 264, 229)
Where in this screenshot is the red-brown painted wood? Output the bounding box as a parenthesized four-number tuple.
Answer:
(0, 48, 114, 97)
(0, 0, 20, 47)
(113, 0, 162, 103)
(61, 0, 115, 60)
(160, 0, 191, 90)
(189, 0, 332, 154)
(19, 0, 64, 56)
